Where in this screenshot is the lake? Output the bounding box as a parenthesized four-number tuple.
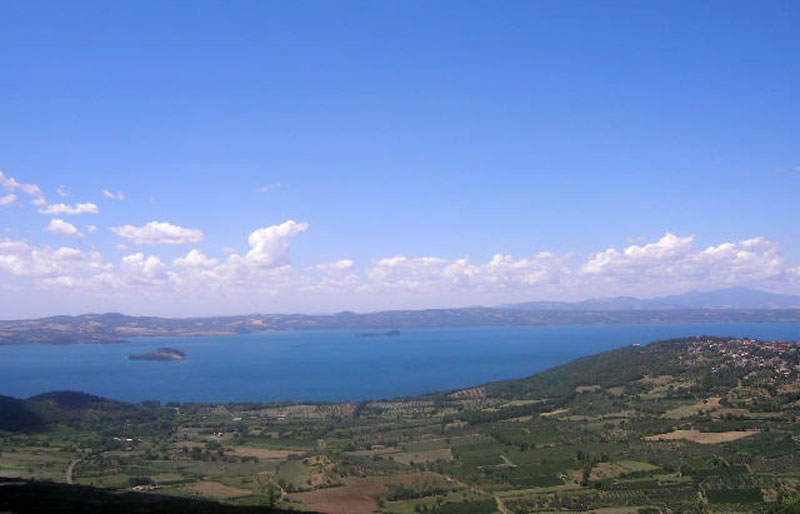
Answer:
(1, 323, 799, 403)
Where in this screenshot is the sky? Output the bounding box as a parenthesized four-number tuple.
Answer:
(1, 1, 799, 318)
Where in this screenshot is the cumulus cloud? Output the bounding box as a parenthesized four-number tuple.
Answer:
(0, 194, 16, 206)
(120, 253, 169, 284)
(0, 171, 21, 191)
(0, 171, 46, 206)
(0, 239, 108, 278)
(56, 186, 69, 198)
(364, 252, 569, 292)
(302, 259, 360, 294)
(86, 225, 98, 233)
(582, 233, 694, 277)
(310, 259, 355, 273)
(39, 202, 100, 215)
(45, 218, 85, 238)
(110, 221, 204, 245)
(243, 220, 309, 267)
(173, 249, 219, 268)
(103, 189, 126, 201)
(5, 228, 800, 311)
(580, 232, 789, 288)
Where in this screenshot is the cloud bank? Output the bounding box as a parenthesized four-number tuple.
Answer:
(1, 171, 798, 315)
(110, 221, 204, 245)
(2, 223, 798, 316)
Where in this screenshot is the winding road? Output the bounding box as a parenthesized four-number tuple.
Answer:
(65, 458, 82, 484)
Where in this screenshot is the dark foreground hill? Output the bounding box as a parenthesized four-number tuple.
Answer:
(0, 478, 303, 514)
(0, 391, 156, 432)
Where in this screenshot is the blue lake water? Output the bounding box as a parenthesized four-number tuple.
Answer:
(1, 323, 799, 403)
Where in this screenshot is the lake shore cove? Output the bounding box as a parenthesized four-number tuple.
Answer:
(2, 336, 799, 514)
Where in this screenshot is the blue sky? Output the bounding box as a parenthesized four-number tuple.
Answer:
(1, 1, 799, 317)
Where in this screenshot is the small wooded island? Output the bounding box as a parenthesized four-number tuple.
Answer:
(357, 329, 401, 337)
(128, 347, 186, 361)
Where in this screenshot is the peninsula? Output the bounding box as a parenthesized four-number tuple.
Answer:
(128, 348, 186, 361)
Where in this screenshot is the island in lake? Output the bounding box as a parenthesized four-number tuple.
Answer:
(357, 329, 401, 337)
(128, 348, 186, 361)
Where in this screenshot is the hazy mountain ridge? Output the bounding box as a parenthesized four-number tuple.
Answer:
(503, 286, 800, 311)
(3, 288, 800, 345)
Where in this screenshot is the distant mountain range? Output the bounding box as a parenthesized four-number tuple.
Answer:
(502, 287, 800, 311)
(2, 287, 800, 345)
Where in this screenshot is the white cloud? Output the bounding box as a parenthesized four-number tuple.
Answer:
(0, 171, 46, 206)
(45, 218, 85, 238)
(57, 186, 69, 198)
(174, 249, 219, 268)
(86, 225, 98, 233)
(365, 256, 449, 290)
(39, 202, 100, 215)
(0, 239, 108, 278)
(582, 233, 694, 277)
(103, 189, 126, 201)
(5, 228, 800, 313)
(110, 221, 204, 245)
(243, 220, 309, 267)
(310, 259, 355, 273)
(364, 252, 569, 293)
(145, 221, 312, 294)
(580, 233, 789, 288)
(0, 194, 16, 206)
(120, 253, 169, 284)
(0, 171, 21, 191)
(256, 183, 281, 193)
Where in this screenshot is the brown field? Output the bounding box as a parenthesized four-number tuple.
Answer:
(639, 375, 674, 386)
(501, 415, 534, 423)
(564, 410, 634, 422)
(505, 399, 544, 406)
(230, 447, 304, 459)
(288, 474, 446, 514)
(186, 481, 253, 499)
(590, 508, 653, 514)
(347, 447, 401, 457)
(589, 462, 630, 481)
(448, 386, 486, 399)
(663, 397, 721, 419)
(176, 441, 206, 449)
(712, 408, 783, 419)
(540, 408, 569, 418)
(575, 385, 601, 393)
(392, 448, 452, 464)
(589, 461, 658, 481)
(644, 429, 759, 444)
